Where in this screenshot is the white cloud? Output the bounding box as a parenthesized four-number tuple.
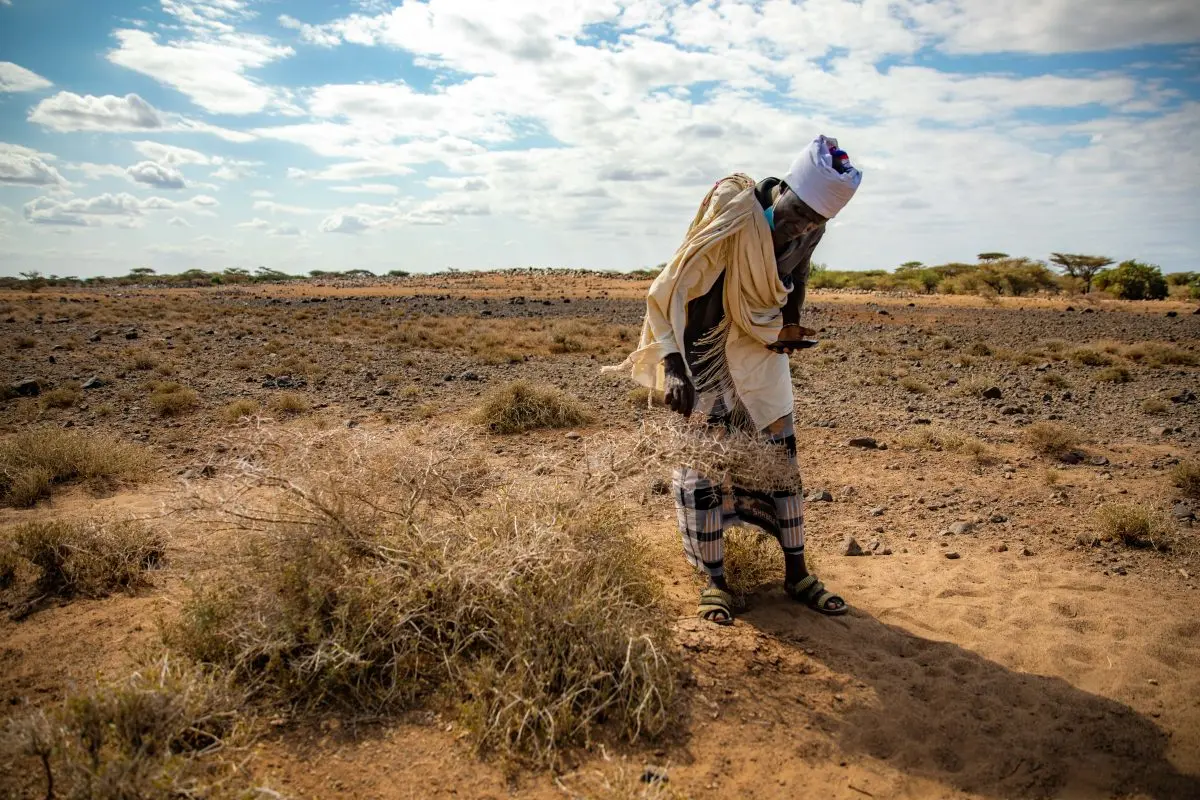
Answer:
(0, 143, 67, 187)
(270, 222, 301, 236)
(0, 61, 52, 92)
(254, 199, 321, 215)
(238, 217, 302, 236)
(67, 162, 128, 181)
(29, 91, 255, 142)
(236, 217, 271, 230)
(319, 213, 371, 234)
(250, 189, 273, 198)
(127, 160, 188, 189)
(107, 1, 295, 115)
(330, 183, 400, 195)
(22, 191, 175, 226)
(167, 216, 191, 227)
(132, 140, 211, 165)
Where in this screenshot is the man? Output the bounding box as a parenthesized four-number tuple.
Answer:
(608, 135, 862, 625)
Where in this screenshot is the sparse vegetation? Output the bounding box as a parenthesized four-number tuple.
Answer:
(8, 518, 163, 600)
(1141, 397, 1169, 415)
(1040, 373, 1070, 388)
(899, 376, 931, 394)
(219, 398, 259, 422)
(721, 528, 782, 604)
(39, 384, 82, 410)
(1171, 461, 1200, 500)
(1096, 366, 1132, 383)
(472, 381, 592, 434)
(1068, 347, 1113, 367)
(149, 382, 199, 417)
(0, 428, 153, 507)
(1023, 421, 1084, 461)
(1095, 503, 1170, 548)
(0, 659, 245, 800)
(168, 432, 677, 768)
(268, 392, 310, 416)
(1122, 342, 1197, 367)
(896, 426, 997, 464)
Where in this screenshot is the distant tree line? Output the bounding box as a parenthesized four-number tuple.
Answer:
(1, 267, 412, 291)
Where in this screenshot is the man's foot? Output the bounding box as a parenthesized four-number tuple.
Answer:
(698, 586, 735, 625)
(785, 574, 847, 616)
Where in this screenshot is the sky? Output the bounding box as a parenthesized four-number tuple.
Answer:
(1, 0, 1199, 278)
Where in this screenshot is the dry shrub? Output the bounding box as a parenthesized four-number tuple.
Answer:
(1040, 373, 1070, 389)
(899, 376, 930, 394)
(9, 518, 163, 599)
(896, 426, 997, 464)
(1096, 366, 1132, 383)
(721, 528, 782, 604)
(0, 428, 153, 507)
(967, 341, 992, 357)
(14, 335, 35, 349)
(1141, 397, 1169, 415)
(268, 392, 309, 416)
(1172, 461, 1200, 500)
(472, 380, 592, 434)
(149, 382, 199, 417)
(1068, 347, 1113, 367)
(40, 384, 82, 410)
(167, 429, 678, 768)
(0, 658, 246, 800)
(1095, 504, 1171, 549)
(558, 758, 687, 799)
(126, 349, 161, 371)
(1122, 342, 1197, 366)
(219, 398, 259, 423)
(1023, 421, 1083, 460)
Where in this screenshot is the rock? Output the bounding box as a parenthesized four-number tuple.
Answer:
(650, 478, 670, 495)
(982, 386, 1003, 400)
(877, 309, 890, 316)
(124, 329, 139, 340)
(1150, 426, 1169, 437)
(443, 374, 456, 382)
(1060, 451, 1084, 465)
(1089, 455, 1109, 466)
(993, 543, 1009, 553)
(1113, 565, 1127, 575)
(1166, 311, 1178, 318)
(870, 506, 886, 517)
(1021, 547, 1035, 557)
(813, 419, 837, 428)
(945, 551, 961, 560)
(374, 388, 391, 396)
(10, 378, 41, 397)
(565, 431, 582, 440)
(81, 376, 105, 390)
(806, 488, 833, 502)
(842, 536, 865, 557)
(989, 513, 1008, 524)
(848, 437, 878, 449)
(460, 371, 481, 381)
(914, 417, 932, 425)
(1000, 405, 1023, 415)
(1169, 389, 1196, 404)
(880, 547, 893, 555)
(1172, 503, 1195, 521)
(345, 419, 359, 428)
(1035, 363, 1051, 372)
(949, 521, 975, 535)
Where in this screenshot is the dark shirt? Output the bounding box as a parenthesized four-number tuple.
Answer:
(683, 178, 826, 372)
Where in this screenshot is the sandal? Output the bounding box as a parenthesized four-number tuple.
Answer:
(786, 574, 848, 616)
(697, 587, 735, 625)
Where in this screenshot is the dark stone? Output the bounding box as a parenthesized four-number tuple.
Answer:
(1001, 405, 1023, 416)
(807, 489, 833, 502)
(641, 766, 669, 785)
(81, 376, 105, 390)
(11, 379, 41, 397)
(982, 386, 1003, 400)
(914, 418, 932, 425)
(460, 371, 481, 381)
(375, 388, 391, 397)
(1166, 311, 1178, 318)
(1089, 455, 1109, 466)
(945, 551, 961, 560)
(1169, 389, 1196, 404)
(1060, 451, 1084, 465)
(1173, 503, 1195, 521)
(124, 329, 139, 340)
(848, 437, 879, 449)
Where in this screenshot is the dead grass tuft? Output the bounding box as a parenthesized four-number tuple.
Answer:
(268, 392, 310, 416)
(1171, 461, 1200, 500)
(472, 380, 592, 434)
(219, 398, 259, 423)
(1122, 342, 1197, 366)
(167, 429, 678, 768)
(1095, 504, 1172, 549)
(149, 382, 199, 417)
(721, 528, 782, 604)
(0, 658, 245, 800)
(8, 518, 163, 600)
(1023, 421, 1084, 461)
(1141, 397, 1169, 415)
(1068, 347, 1114, 367)
(896, 426, 997, 464)
(0, 428, 153, 507)
(40, 384, 82, 410)
(1096, 366, 1132, 383)
(899, 376, 931, 394)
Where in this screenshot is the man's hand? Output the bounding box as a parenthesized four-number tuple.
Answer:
(768, 323, 818, 354)
(662, 352, 695, 416)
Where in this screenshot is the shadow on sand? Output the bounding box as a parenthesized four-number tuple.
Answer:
(739, 597, 1200, 799)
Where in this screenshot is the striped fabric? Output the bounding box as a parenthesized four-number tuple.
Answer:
(673, 413, 805, 578)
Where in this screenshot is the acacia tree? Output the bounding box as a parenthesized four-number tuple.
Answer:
(1049, 253, 1114, 293)
(977, 252, 1009, 262)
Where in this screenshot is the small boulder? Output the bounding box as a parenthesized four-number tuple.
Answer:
(848, 436, 879, 449)
(949, 521, 975, 535)
(460, 371, 481, 381)
(1172, 503, 1195, 522)
(842, 536, 865, 557)
(982, 386, 1003, 400)
(10, 378, 41, 397)
(1000, 405, 1023, 416)
(870, 506, 886, 517)
(806, 488, 833, 502)
(124, 329, 139, 340)
(565, 431, 582, 441)
(945, 551, 961, 560)
(81, 376, 105, 390)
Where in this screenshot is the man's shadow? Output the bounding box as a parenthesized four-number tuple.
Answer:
(738, 596, 1200, 800)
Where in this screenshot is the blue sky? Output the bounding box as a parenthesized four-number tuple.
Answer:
(1, 0, 1199, 277)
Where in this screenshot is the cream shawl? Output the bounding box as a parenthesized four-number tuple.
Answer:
(604, 174, 793, 430)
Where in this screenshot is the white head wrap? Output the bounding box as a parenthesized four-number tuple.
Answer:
(784, 135, 862, 219)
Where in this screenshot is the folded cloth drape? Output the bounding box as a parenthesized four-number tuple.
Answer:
(602, 173, 794, 431)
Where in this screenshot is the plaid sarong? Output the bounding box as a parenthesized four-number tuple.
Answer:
(673, 413, 804, 578)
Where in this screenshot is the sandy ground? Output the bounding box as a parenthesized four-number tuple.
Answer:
(1, 279, 1198, 798)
